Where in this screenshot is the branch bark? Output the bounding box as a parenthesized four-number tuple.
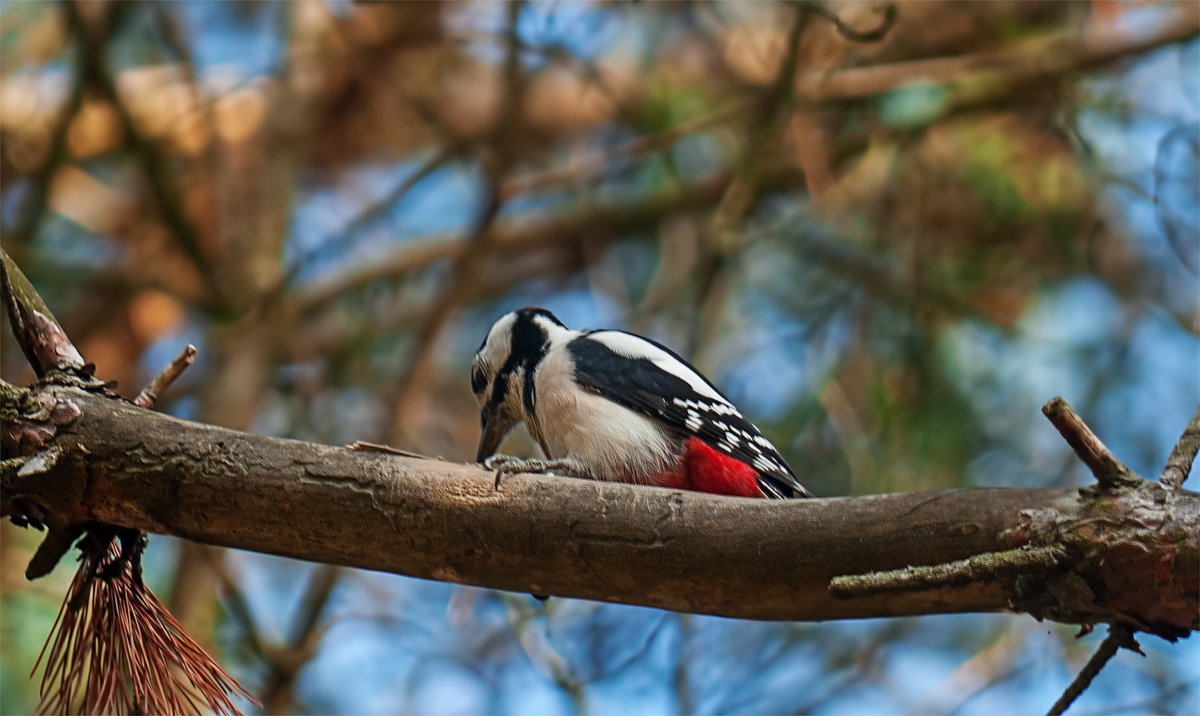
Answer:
(2, 382, 1196, 633)
(1, 250, 88, 377)
(1161, 405, 1200, 489)
(1042, 397, 1139, 488)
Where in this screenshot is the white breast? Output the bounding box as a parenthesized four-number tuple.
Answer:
(528, 337, 676, 484)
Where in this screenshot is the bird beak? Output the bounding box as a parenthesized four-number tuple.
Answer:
(476, 408, 512, 463)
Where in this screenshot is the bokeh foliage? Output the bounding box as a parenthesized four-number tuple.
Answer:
(2, 1, 1197, 713)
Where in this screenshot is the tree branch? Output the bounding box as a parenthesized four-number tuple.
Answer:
(830, 545, 1070, 598)
(289, 161, 808, 320)
(1042, 397, 1139, 488)
(1161, 405, 1200, 489)
(0, 248, 92, 379)
(2, 383, 1196, 633)
(793, 4, 1199, 104)
(803, 1, 896, 44)
(133, 344, 197, 408)
(7, 25, 86, 248)
(1046, 625, 1143, 716)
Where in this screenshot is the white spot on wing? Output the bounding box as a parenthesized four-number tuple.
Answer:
(754, 454, 785, 474)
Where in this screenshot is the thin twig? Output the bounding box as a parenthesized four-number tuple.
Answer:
(1160, 405, 1200, 489)
(1042, 397, 1140, 489)
(344, 441, 433, 460)
(920, 625, 1028, 715)
(293, 237, 459, 319)
(1046, 625, 1142, 716)
(212, 561, 273, 666)
(134, 345, 198, 408)
(830, 546, 1070, 598)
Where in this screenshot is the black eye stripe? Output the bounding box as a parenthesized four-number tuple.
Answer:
(471, 365, 486, 395)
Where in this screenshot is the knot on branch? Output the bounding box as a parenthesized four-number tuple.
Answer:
(1002, 482, 1197, 642)
(2, 249, 196, 581)
(1, 383, 81, 455)
(832, 399, 1197, 650)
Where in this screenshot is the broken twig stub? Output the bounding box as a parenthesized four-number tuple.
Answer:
(134, 344, 198, 408)
(1041, 397, 1139, 488)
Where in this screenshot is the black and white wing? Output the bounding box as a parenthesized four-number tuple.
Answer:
(566, 330, 811, 498)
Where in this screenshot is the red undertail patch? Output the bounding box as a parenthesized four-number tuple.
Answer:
(650, 437, 764, 498)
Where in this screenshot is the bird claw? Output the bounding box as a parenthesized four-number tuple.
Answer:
(483, 455, 590, 491)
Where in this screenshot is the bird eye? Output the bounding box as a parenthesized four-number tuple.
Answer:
(471, 365, 487, 395)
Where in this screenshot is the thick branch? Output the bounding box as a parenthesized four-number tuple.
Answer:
(3, 384, 1196, 631)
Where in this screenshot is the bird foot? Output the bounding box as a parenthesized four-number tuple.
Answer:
(483, 455, 591, 490)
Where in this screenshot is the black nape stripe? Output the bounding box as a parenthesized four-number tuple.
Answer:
(487, 309, 555, 412)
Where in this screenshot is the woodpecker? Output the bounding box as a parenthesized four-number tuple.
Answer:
(471, 307, 812, 498)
